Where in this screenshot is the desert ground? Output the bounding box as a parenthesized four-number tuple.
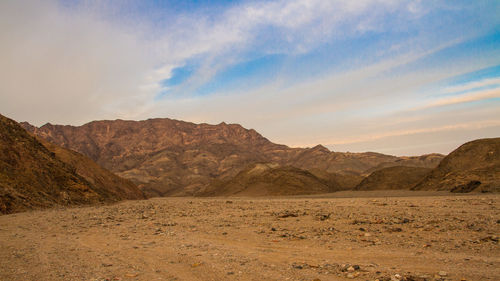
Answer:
(0, 191, 498, 281)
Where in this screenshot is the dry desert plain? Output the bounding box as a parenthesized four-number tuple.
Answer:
(0, 191, 499, 281)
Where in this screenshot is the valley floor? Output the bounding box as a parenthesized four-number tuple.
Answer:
(0, 192, 499, 281)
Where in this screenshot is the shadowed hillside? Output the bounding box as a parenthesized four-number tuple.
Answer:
(362, 154, 443, 176)
(413, 138, 500, 193)
(198, 163, 339, 196)
(41, 140, 145, 201)
(355, 166, 432, 191)
(0, 114, 144, 214)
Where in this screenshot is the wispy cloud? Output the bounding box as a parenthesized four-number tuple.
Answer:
(440, 77, 500, 95)
(424, 88, 500, 109)
(323, 120, 500, 146)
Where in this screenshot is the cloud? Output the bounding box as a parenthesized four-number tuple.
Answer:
(0, 0, 418, 125)
(0, 0, 159, 125)
(424, 88, 500, 109)
(152, 0, 433, 96)
(0, 0, 498, 156)
(440, 77, 500, 95)
(323, 119, 500, 146)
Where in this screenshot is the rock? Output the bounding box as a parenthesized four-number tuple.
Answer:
(318, 214, 330, 221)
(292, 264, 303, 269)
(438, 271, 447, 277)
(279, 211, 299, 218)
(391, 274, 402, 281)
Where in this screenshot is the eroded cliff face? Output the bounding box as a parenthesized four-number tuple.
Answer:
(22, 118, 444, 196)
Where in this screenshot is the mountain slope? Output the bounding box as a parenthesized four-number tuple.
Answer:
(23, 118, 443, 196)
(198, 163, 339, 196)
(362, 154, 444, 176)
(412, 138, 500, 192)
(41, 140, 146, 201)
(354, 166, 432, 190)
(0, 114, 144, 214)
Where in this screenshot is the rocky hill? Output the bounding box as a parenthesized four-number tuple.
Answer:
(198, 163, 339, 196)
(413, 138, 500, 193)
(0, 114, 145, 214)
(22, 118, 443, 196)
(362, 154, 443, 176)
(354, 166, 432, 190)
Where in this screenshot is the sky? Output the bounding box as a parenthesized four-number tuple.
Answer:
(0, 0, 499, 156)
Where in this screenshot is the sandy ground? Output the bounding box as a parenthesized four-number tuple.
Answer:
(0, 192, 499, 281)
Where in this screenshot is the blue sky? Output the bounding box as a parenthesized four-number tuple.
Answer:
(0, 0, 499, 155)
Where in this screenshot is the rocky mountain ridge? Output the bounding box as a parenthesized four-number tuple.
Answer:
(22, 118, 444, 196)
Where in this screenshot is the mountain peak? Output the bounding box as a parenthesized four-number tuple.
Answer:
(311, 144, 330, 153)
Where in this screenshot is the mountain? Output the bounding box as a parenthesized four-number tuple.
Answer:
(361, 154, 444, 176)
(354, 166, 432, 190)
(413, 138, 500, 193)
(307, 168, 363, 190)
(198, 163, 338, 196)
(22, 119, 287, 196)
(0, 114, 144, 214)
(22, 118, 443, 196)
(40, 140, 145, 201)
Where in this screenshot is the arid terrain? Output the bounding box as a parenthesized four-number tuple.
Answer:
(1, 192, 499, 281)
(1, 114, 499, 281)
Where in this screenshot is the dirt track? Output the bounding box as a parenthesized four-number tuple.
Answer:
(0, 192, 499, 281)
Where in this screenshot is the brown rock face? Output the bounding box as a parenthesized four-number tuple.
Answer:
(41, 140, 146, 201)
(0, 114, 144, 214)
(354, 166, 432, 190)
(22, 118, 444, 196)
(413, 138, 500, 192)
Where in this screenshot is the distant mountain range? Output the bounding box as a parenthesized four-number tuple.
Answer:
(1, 113, 497, 214)
(21, 118, 443, 196)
